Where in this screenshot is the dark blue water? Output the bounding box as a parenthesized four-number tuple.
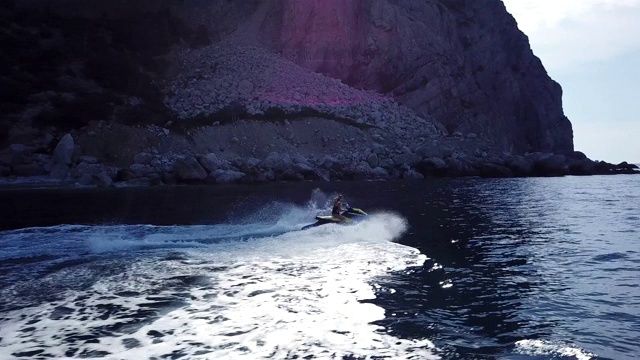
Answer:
(0, 175, 638, 359)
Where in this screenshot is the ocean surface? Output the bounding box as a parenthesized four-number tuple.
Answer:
(0, 175, 638, 360)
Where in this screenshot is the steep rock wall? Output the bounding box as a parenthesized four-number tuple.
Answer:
(11, 0, 574, 155)
(197, 0, 573, 154)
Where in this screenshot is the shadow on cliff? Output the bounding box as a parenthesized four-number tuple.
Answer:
(172, 103, 378, 137)
(0, 0, 210, 146)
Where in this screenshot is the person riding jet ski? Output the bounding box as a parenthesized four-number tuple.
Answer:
(332, 194, 349, 223)
(301, 195, 367, 230)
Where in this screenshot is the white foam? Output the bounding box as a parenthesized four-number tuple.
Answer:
(515, 339, 595, 360)
(0, 212, 438, 359)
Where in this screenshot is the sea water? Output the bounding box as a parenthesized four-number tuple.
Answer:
(0, 175, 638, 359)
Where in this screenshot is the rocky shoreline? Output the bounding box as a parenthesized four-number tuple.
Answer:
(1, 123, 637, 189)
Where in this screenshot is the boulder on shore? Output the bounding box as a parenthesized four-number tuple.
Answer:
(175, 157, 208, 181)
(53, 134, 75, 165)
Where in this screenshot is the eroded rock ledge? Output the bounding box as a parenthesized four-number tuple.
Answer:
(164, 45, 444, 138)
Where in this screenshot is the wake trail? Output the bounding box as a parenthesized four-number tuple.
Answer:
(0, 188, 412, 264)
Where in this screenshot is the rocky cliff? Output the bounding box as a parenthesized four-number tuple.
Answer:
(178, 0, 573, 153)
(0, 0, 636, 187)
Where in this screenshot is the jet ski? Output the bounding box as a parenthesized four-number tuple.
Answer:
(301, 203, 368, 230)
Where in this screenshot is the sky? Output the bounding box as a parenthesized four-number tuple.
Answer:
(501, 0, 640, 163)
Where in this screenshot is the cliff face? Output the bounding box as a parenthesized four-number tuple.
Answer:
(3, 0, 573, 154)
(2, 0, 637, 186)
(192, 0, 572, 154)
